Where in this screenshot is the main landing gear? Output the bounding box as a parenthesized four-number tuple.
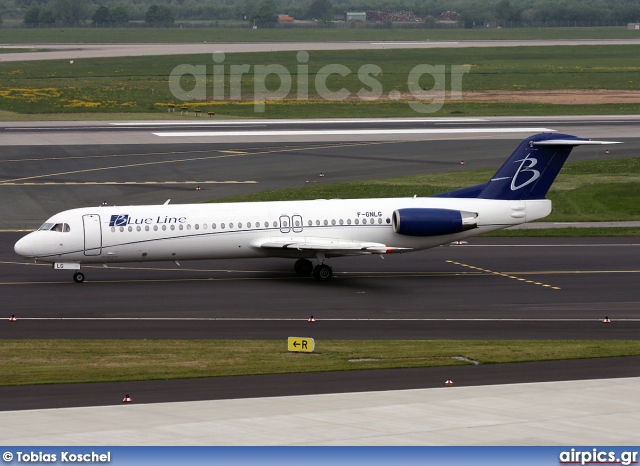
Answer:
(73, 271, 85, 283)
(294, 258, 333, 281)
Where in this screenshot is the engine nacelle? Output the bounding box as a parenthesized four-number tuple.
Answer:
(392, 208, 478, 236)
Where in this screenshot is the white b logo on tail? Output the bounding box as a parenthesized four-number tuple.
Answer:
(511, 154, 540, 191)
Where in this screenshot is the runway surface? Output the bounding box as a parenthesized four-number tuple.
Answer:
(2, 39, 640, 62)
(3, 115, 640, 146)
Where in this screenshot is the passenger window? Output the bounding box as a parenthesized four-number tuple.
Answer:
(137, 226, 141, 232)
(170, 225, 175, 231)
(229, 223, 234, 229)
(316, 220, 320, 226)
(195, 224, 199, 230)
(331, 220, 336, 225)
(238, 222, 242, 228)
(386, 218, 391, 224)
(221, 223, 225, 229)
(308, 220, 312, 226)
(212, 223, 216, 229)
(203, 224, 207, 230)
(119, 227, 124, 232)
(154, 225, 158, 231)
(187, 224, 191, 230)
(256, 222, 260, 228)
(339, 219, 344, 225)
(145, 226, 150, 231)
(111, 227, 115, 233)
(265, 221, 269, 227)
(355, 219, 359, 225)
(179, 225, 184, 230)
(347, 219, 351, 225)
(323, 220, 328, 226)
(162, 225, 166, 231)
(378, 218, 382, 224)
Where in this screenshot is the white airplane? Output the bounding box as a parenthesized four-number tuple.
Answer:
(14, 133, 619, 283)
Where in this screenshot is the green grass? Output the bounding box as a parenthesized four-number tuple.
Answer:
(209, 157, 640, 224)
(1, 45, 640, 117)
(1, 339, 638, 386)
(488, 227, 640, 237)
(0, 26, 638, 44)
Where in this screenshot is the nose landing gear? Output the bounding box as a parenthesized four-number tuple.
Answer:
(73, 271, 85, 283)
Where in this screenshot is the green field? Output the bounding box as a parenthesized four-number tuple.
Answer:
(1, 45, 639, 117)
(488, 227, 640, 237)
(1, 339, 638, 386)
(1, 26, 639, 44)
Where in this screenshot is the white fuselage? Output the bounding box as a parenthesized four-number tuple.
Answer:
(14, 197, 552, 265)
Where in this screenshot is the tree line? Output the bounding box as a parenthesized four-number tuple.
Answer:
(1, 0, 639, 27)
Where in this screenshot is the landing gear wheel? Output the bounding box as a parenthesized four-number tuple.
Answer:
(294, 259, 314, 277)
(313, 264, 333, 281)
(73, 272, 85, 283)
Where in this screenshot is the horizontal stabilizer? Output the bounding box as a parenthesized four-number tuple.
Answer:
(532, 140, 621, 146)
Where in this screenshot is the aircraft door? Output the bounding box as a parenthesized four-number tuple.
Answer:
(83, 214, 102, 256)
(279, 215, 290, 233)
(292, 214, 303, 233)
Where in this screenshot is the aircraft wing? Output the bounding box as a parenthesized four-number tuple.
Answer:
(252, 237, 412, 256)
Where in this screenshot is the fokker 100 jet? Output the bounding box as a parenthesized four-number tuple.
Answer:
(14, 133, 619, 282)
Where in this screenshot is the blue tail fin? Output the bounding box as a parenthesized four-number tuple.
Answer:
(478, 133, 585, 200)
(434, 133, 618, 201)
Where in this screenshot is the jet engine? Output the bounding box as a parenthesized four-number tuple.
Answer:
(392, 208, 478, 236)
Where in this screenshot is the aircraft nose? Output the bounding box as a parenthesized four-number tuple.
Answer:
(14, 234, 34, 257)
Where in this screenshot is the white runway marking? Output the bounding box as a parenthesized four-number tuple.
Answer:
(153, 127, 554, 137)
(371, 41, 459, 45)
(113, 118, 487, 126)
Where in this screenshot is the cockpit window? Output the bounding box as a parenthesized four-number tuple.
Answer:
(38, 223, 70, 232)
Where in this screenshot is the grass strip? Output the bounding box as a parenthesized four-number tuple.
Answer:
(2, 45, 640, 117)
(1, 340, 638, 386)
(0, 26, 639, 44)
(488, 227, 640, 237)
(209, 157, 640, 224)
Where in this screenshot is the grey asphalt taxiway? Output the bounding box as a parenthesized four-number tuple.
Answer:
(2, 234, 639, 340)
(1, 118, 639, 444)
(2, 39, 640, 62)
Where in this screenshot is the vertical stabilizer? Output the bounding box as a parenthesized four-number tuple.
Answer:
(477, 133, 616, 200)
